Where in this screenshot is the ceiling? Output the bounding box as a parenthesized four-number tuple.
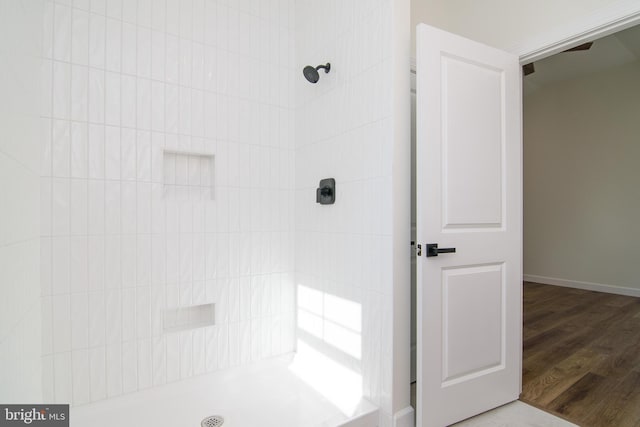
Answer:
(523, 24, 640, 96)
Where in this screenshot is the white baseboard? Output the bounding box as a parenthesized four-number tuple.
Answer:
(337, 409, 379, 427)
(394, 406, 415, 427)
(523, 274, 640, 298)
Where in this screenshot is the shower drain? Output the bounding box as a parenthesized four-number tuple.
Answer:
(201, 415, 224, 427)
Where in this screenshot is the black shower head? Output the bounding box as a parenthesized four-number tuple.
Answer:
(303, 63, 331, 84)
(303, 66, 320, 83)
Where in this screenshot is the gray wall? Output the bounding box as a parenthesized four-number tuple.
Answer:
(524, 60, 640, 294)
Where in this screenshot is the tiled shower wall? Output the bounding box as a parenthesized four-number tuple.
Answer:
(0, 0, 43, 403)
(295, 0, 395, 425)
(40, 0, 296, 405)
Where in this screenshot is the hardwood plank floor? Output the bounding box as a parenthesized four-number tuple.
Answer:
(521, 282, 640, 427)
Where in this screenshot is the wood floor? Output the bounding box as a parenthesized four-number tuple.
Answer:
(521, 282, 640, 427)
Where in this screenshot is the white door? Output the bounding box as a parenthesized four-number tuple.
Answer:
(416, 24, 522, 427)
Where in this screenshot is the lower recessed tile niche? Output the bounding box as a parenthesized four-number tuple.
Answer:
(163, 150, 215, 200)
(162, 303, 216, 333)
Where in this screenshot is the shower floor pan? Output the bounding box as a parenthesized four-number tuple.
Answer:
(71, 355, 378, 427)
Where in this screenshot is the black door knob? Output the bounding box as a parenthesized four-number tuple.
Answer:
(426, 243, 456, 257)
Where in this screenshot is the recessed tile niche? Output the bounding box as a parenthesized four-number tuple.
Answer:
(163, 150, 215, 200)
(162, 303, 216, 333)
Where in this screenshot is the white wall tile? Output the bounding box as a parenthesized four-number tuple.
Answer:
(42, 2, 55, 60)
(104, 72, 121, 126)
(227, 322, 239, 367)
(41, 296, 53, 355)
(164, 85, 179, 135)
(160, 32, 174, 75)
(137, 27, 152, 79)
(70, 122, 88, 177)
(178, 87, 192, 135)
(106, 343, 122, 397)
(104, 126, 121, 180)
(72, 349, 90, 405)
(69, 237, 88, 293)
(105, 289, 122, 344)
(74, 0, 91, 11)
(105, 181, 121, 237)
(88, 180, 105, 233)
(137, 338, 152, 389)
(121, 183, 137, 235)
(122, 340, 138, 393)
(166, 333, 180, 382)
(54, 352, 72, 403)
(121, 129, 137, 181)
(165, 235, 178, 284)
(52, 294, 71, 353)
(179, 331, 193, 379)
(150, 82, 165, 133)
(52, 236, 70, 295)
(89, 291, 106, 347)
(88, 13, 106, 69)
(105, 18, 122, 72)
(42, 354, 55, 402)
(122, 287, 136, 341)
(70, 179, 88, 235)
(150, 0, 165, 31)
(193, 329, 206, 375)
(178, 0, 193, 40)
(104, 235, 122, 289)
(205, 326, 218, 372)
(136, 286, 151, 338)
(89, 347, 107, 401)
(121, 75, 137, 129)
(122, 0, 138, 24)
(91, 0, 106, 15)
(106, 0, 122, 19)
(54, 4, 72, 62)
(151, 336, 166, 386)
(137, 78, 152, 130)
(137, 0, 152, 28)
(69, 66, 88, 123)
(51, 121, 70, 179)
(88, 68, 105, 123)
(40, 178, 53, 236)
(88, 236, 105, 291)
(87, 124, 105, 179)
(122, 23, 137, 76)
(71, 9, 89, 66)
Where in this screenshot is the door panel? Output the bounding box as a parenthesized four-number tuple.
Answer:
(442, 263, 504, 384)
(416, 23, 522, 427)
(442, 55, 505, 229)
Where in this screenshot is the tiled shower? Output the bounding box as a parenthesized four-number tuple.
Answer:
(0, 0, 408, 426)
(39, 0, 296, 405)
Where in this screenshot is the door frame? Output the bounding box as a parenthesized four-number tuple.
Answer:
(410, 6, 640, 70)
(513, 4, 640, 64)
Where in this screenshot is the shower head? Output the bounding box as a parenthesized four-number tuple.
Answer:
(303, 63, 331, 84)
(303, 66, 320, 83)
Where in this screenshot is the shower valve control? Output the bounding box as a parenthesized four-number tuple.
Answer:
(316, 178, 336, 205)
